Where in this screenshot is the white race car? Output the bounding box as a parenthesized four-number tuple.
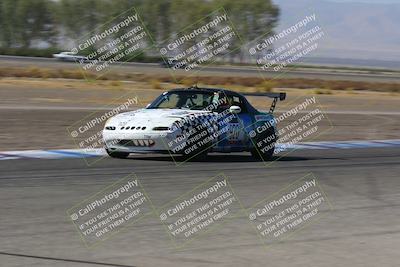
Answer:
(53, 51, 88, 62)
(103, 87, 286, 160)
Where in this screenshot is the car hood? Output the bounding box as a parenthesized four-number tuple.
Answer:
(106, 108, 213, 128)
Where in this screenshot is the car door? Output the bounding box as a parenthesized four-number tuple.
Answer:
(216, 93, 253, 151)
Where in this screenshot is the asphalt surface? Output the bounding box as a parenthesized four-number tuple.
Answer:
(1, 147, 399, 267)
(1, 55, 399, 266)
(2, 107, 399, 150)
(2, 55, 400, 83)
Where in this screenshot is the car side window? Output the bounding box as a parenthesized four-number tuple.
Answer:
(157, 94, 179, 108)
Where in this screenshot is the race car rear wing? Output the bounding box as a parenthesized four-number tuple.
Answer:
(242, 92, 286, 113)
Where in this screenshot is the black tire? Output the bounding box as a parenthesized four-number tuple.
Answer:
(250, 127, 276, 161)
(106, 149, 129, 159)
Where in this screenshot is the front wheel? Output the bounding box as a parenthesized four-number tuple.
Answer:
(179, 123, 213, 161)
(106, 149, 129, 159)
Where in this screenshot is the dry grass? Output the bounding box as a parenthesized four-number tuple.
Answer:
(180, 78, 196, 87)
(314, 88, 333, 95)
(149, 79, 162, 89)
(256, 80, 276, 92)
(109, 80, 122, 87)
(0, 66, 399, 94)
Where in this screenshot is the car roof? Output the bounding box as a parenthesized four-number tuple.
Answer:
(168, 87, 241, 96)
(153, 86, 260, 113)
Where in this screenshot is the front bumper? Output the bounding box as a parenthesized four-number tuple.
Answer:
(103, 130, 181, 154)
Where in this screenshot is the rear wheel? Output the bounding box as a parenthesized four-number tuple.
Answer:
(250, 127, 276, 161)
(251, 147, 274, 161)
(106, 149, 129, 159)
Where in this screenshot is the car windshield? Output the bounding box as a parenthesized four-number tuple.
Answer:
(148, 91, 218, 110)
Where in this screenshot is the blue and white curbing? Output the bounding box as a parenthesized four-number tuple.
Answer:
(0, 149, 104, 161)
(1, 139, 400, 161)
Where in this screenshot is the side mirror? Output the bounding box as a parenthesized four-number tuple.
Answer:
(229, 105, 241, 114)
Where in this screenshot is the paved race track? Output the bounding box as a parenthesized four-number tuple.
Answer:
(0, 147, 399, 267)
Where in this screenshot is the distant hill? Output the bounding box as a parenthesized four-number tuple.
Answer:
(273, 0, 400, 62)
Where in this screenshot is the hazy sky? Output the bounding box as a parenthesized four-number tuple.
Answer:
(273, 0, 400, 3)
(327, 0, 399, 3)
(273, 0, 400, 5)
(273, 0, 400, 61)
